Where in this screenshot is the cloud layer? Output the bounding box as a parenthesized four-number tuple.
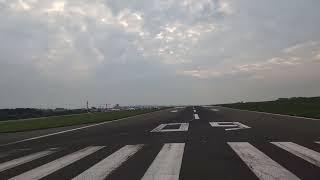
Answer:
(1, 0, 320, 108)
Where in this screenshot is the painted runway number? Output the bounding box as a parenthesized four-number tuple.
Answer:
(209, 122, 251, 131)
(151, 123, 189, 132)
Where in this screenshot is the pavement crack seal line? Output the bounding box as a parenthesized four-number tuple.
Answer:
(0, 109, 171, 147)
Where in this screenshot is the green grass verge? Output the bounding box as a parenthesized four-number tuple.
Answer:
(219, 97, 320, 119)
(0, 109, 161, 133)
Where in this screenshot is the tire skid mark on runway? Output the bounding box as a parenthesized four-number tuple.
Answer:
(272, 142, 320, 167)
(228, 142, 300, 180)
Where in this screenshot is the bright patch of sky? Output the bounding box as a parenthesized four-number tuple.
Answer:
(0, 0, 320, 108)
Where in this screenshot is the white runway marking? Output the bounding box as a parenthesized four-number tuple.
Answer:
(193, 110, 196, 113)
(209, 122, 250, 131)
(141, 143, 185, 180)
(171, 110, 178, 113)
(315, 141, 320, 144)
(194, 114, 199, 119)
(211, 109, 219, 111)
(73, 145, 143, 180)
(151, 123, 189, 132)
(10, 146, 104, 180)
(176, 107, 184, 109)
(228, 142, 299, 180)
(220, 106, 320, 121)
(0, 150, 55, 172)
(272, 142, 320, 167)
(0, 110, 167, 147)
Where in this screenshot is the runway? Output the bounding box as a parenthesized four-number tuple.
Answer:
(0, 106, 319, 179)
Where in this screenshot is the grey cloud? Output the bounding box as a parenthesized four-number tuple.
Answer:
(0, 0, 320, 108)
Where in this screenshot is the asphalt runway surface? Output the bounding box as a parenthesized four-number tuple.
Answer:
(0, 106, 319, 180)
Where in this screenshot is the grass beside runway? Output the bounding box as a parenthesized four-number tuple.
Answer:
(0, 109, 163, 133)
(219, 97, 320, 119)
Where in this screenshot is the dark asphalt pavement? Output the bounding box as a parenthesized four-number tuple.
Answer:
(0, 106, 319, 180)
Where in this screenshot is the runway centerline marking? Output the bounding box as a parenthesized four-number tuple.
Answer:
(10, 146, 104, 180)
(141, 143, 185, 180)
(194, 114, 199, 119)
(272, 142, 320, 167)
(228, 142, 300, 180)
(73, 145, 143, 180)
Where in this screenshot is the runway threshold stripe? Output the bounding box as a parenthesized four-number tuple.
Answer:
(141, 143, 185, 180)
(0, 150, 55, 172)
(10, 146, 104, 180)
(73, 145, 143, 180)
(228, 142, 300, 180)
(272, 142, 320, 167)
(194, 114, 199, 119)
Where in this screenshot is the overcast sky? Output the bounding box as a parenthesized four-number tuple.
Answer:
(1, 0, 320, 108)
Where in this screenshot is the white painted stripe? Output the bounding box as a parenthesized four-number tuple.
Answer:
(219, 106, 320, 121)
(193, 110, 196, 113)
(176, 107, 184, 109)
(228, 142, 299, 180)
(316, 141, 320, 144)
(225, 122, 251, 131)
(151, 124, 167, 132)
(0, 109, 168, 147)
(151, 123, 189, 132)
(194, 114, 199, 119)
(171, 110, 178, 113)
(0, 150, 55, 172)
(211, 109, 219, 112)
(272, 142, 320, 167)
(10, 146, 104, 180)
(73, 145, 143, 180)
(141, 143, 185, 180)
